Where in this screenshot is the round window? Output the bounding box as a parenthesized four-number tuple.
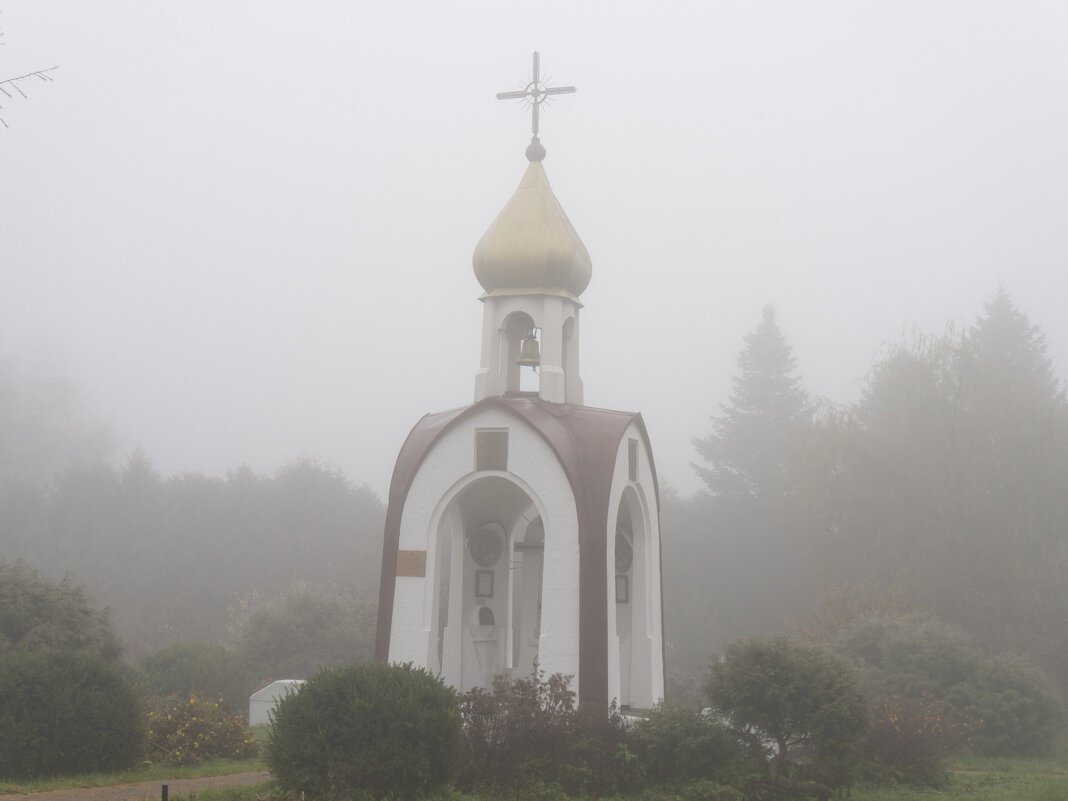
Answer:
(469, 526, 503, 567)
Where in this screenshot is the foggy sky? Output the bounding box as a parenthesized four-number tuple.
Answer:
(3, 2, 1067, 498)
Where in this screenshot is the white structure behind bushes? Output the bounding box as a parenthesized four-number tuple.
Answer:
(249, 679, 303, 727)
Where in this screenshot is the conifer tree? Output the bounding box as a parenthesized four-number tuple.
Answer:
(969, 288, 1061, 403)
(693, 305, 809, 503)
(676, 307, 810, 662)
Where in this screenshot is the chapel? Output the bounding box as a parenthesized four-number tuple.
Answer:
(374, 55, 664, 710)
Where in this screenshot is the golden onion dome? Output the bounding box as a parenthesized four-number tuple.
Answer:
(473, 142, 592, 298)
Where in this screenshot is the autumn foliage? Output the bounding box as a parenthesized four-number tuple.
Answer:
(146, 694, 257, 766)
(863, 694, 975, 785)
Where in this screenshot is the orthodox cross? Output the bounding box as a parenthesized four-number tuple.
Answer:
(496, 51, 576, 139)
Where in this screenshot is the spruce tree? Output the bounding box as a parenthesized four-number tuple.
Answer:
(969, 288, 1061, 404)
(693, 305, 809, 503)
(680, 307, 810, 655)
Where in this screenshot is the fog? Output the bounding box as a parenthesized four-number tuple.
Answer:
(3, 1, 1067, 497)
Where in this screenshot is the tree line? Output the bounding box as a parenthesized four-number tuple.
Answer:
(667, 290, 1068, 706)
(0, 452, 383, 671)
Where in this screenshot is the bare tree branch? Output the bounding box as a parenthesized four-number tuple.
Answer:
(1, 22, 58, 128)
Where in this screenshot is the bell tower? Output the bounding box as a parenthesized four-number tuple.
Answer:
(473, 53, 588, 405)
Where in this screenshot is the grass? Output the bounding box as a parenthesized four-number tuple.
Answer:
(847, 747, 1068, 801)
(167, 781, 276, 801)
(850, 772, 1068, 801)
(6, 758, 1067, 801)
(949, 753, 1068, 776)
(161, 755, 1068, 801)
(0, 758, 266, 795)
(6, 739, 1068, 801)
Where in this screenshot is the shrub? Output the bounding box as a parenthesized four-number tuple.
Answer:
(265, 662, 461, 801)
(705, 636, 868, 797)
(863, 694, 975, 786)
(567, 703, 641, 795)
(634, 702, 747, 786)
(834, 615, 977, 699)
(137, 641, 250, 713)
(458, 671, 636, 797)
(0, 650, 144, 778)
(836, 615, 1065, 756)
(948, 653, 1064, 756)
(146, 694, 258, 766)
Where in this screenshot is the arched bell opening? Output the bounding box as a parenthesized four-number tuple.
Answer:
(431, 475, 542, 693)
(500, 311, 539, 394)
(613, 486, 650, 709)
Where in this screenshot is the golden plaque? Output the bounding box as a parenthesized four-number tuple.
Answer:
(396, 549, 427, 578)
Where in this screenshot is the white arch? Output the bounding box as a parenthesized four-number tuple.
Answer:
(425, 473, 554, 692)
(608, 476, 662, 709)
(388, 407, 582, 691)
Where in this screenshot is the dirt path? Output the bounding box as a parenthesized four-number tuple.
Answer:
(0, 771, 271, 801)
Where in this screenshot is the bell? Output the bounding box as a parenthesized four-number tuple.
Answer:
(516, 337, 541, 368)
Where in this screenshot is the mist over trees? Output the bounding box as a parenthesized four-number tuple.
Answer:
(806, 291, 1068, 654)
(0, 451, 384, 665)
(0, 354, 384, 687)
(666, 305, 811, 693)
(666, 290, 1068, 709)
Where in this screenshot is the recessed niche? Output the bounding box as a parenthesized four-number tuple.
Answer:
(476, 429, 508, 471)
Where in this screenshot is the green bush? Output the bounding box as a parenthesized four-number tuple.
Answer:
(264, 662, 461, 801)
(705, 636, 868, 796)
(836, 615, 1065, 756)
(634, 702, 747, 786)
(834, 616, 976, 699)
(948, 653, 1064, 756)
(0, 650, 145, 778)
(146, 694, 258, 766)
(137, 641, 250, 713)
(458, 671, 637, 797)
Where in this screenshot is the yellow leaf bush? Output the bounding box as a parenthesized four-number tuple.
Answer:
(146, 694, 258, 766)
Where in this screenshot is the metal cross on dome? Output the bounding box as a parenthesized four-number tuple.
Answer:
(496, 51, 576, 139)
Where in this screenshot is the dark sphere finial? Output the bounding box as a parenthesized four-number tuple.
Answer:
(526, 137, 546, 162)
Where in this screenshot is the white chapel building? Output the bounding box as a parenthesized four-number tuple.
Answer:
(375, 71, 664, 710)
